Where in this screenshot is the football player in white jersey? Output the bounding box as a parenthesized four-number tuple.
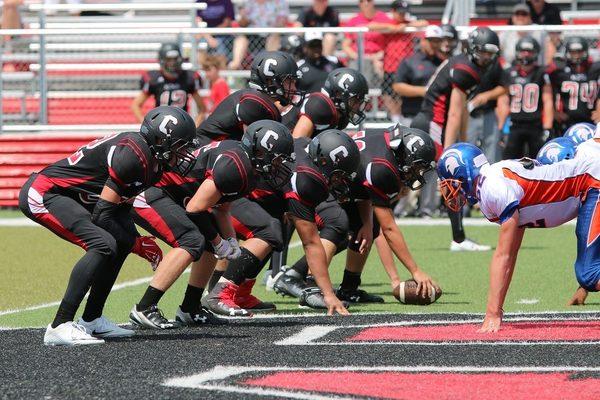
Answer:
(438, 142, 600, 332)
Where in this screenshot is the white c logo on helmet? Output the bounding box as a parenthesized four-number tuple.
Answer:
(338, 73, 354, 90)
(260, 130, 279, 150)
(406, 136, 425, 151)
(263, 59, 278, 77)
(159, 115, 178, 135)
(329, 145, 348, 163)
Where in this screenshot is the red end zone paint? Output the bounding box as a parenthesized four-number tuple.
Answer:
(243, 371, 600, 400)
(349, 321, 600, 342)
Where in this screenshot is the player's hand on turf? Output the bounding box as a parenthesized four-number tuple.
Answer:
(226, 237, 242, 260)
(325, 294, 350, 316)
(355, 225, 373, 254)
(132, 236, 163, 271)
(478, 313, 502, 333)
(567, 286, 588, 306)
(411, 269, 437, 299)
(213, 237, 233, 260)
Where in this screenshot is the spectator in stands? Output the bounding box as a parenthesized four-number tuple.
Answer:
(501, 4, 545, 65)
(296, 31, 344, 93)
(2, 0, 22, 30)
(195, 0, 235, 66)
(368, 0, 427, 123)
(392, 25, 443, 218)
(229, 0, 290, 70)
(202, 55, 230, 113)
(342, 0, 393, 87)
(527, 0, 562, 25)
(296, 0, 340, 56)
(131, 43, 206, 126)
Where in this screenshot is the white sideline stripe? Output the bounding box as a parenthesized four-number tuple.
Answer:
(164, 365, 600, 399)
(0, 241, 304, 318)
(0, 218, 36, 227)
(274, 316, 600, 346)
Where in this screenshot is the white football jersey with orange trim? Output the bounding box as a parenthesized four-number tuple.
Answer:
(476, 157, 600, 227)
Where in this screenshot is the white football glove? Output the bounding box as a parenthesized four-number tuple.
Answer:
(213, 237, 232, 260)
(226, 237, 242, 260)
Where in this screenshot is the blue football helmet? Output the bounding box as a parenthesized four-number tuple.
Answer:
(536, 137, 576, 165)
(437, 143, 489, 212)
(563, 123, 596, 146)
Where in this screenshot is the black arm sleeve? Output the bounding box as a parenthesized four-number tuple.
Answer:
(106, 142, 150, 199)
(186, 211, 219, 241)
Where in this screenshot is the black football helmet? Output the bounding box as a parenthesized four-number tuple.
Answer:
(564, 36, 589, 66)
(439, 24, 458, 58)
(158, 42, 183, 76)
(249, 50, 304, 106)
(388, 125, 436, 190)
(515, 36, 540, 66)
(323, 68, 369, 125)
(281, 35, 304, 61)
(308, 129, 360, 200)
(467, 27, 500, 69)
(241, 120, 295, 188)
(140, 106, 197, 175)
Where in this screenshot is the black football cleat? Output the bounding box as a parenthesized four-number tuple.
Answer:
(129, 304, 176, 329)
(201, 281, 252, 317)
(175, 306, 228, 326)
(336, 288, 385, 303)
(299, 287, 350, 310)
(273, 269, 308, 298)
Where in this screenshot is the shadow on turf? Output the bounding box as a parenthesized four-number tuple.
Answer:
(117, 332, 252, 342)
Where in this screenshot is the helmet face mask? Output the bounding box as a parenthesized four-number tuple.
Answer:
(565, 37, 589, 66)
(439, 178, 467, 212)
(515, 37, 540, 66)
(389, 125, 436, 191)
(159, 43, 183, 76)
(328, 169, 355, 202)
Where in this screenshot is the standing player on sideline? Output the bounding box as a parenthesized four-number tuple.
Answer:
(438, 143, 600, 332)
(548, 37, 600, 132)
(129, 120, 295, 327)
(131, 43, 207, 126)
(19, 106, 197, 345)
(196, 50, 304, 142)
(412, 27, 500, 252)
(497, 37, 554, 159)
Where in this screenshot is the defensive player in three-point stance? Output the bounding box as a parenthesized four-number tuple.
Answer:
(438, 142, 600, 332)
(19, 106, 197, 345)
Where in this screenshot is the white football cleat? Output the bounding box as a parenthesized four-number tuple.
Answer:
(78, 316, 135, 338)
(450, 238, 492, 252)
(265, 266, 288, 292)
(44, 322, 105, 346)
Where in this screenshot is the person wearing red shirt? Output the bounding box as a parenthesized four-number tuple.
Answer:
(202, 55, 230, 113)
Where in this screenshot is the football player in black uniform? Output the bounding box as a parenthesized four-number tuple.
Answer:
(19, 106, 197, 345)
(278, 125, 439, 303)
(129, 120, 295, 327)
(131, 43, 206, 126)
(204, 130, 360, 315)
(412, 27, 499, 252)
(283, 67, 369, 138)
(196, 50, 304, 142)
(548, 36, 600, 131)
(498, 37, 554, 159)
(296, 31, 344, 94)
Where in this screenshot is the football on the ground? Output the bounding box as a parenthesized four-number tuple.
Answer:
(393, 279, 442, 305)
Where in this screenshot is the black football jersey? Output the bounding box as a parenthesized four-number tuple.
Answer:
(501, 65, 549, 123)
(140, 70, 201, 111)
(422, 54, 483, 126)
(297, 56, 343, 93)
(196, 88, 281, 141)
(281, 92, 349, 136)
(248, 138, 330, 222)
(548, 61, 600, 125)
(156, 140, 255, 207)
(40, 132, 162, 202)
(347, 129, 403, 208)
